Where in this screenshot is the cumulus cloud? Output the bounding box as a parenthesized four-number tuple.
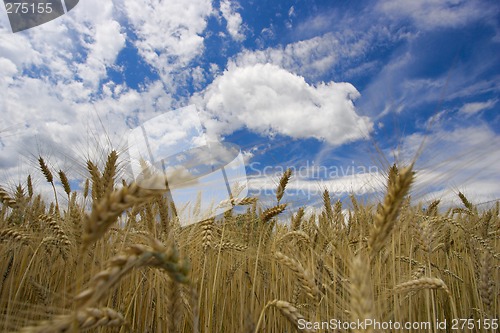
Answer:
(76, 20, 125, 86)
(123, 0, 212, 83)
(0, 58, 17, 87)
(194, 63, 372, 146)
(0, 32, 43, 70)
(220, 0, 245, 41)
(0, 1, 215, 179)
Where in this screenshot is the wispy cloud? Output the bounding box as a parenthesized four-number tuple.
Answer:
(220, 0, 245, 41)
(393, 124, 500, 205)
(459, 99, 497, 115)
(234, 27, 408, 81)
(376, 0, 497, 30)
(247, 171, 384, 204)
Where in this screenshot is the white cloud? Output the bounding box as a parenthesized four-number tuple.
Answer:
(0, 58, 17, 86)
(123, 0, 213, 83)
(0, 0, 127, 89)
(220, 0, 245, 41)
(235, 33, 340, 78)
(459, 99, 497, 115)
(194, 63, 372, 146)
(0, 32, 43, 70)
(76, 20, 126, 86)
(0, 0, 497, 214)
(0, 1, 214, 187)
(377, 0, 493, 30)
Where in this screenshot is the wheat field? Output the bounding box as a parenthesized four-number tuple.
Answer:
(0, 152, 498, 332)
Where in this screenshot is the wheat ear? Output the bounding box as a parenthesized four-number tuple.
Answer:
(394, 276, 458, 318)
(102, 150, 118, 194)
(276, 168, 293, 203)
(479, 250, 494, 316)
(394, 277, 450, 296)
(291, 207, 305, 231)
(26, 175, 33, 198)
(82, 178, 165, 247)
(18, 307, 125, 333)
(274, 252, 319, 301)
(39, 214, 71, 247)
(0, 187, 16, 208)
(38, 157, 59, 211)
(0, 228, 29, 243)
(58, 170, 71, 197)
(369, 164, 414, 259)
(261, 204, 287, 223)
(75, 240, 189, 308)
(167, 275, 182, 333)
(254, 299, 316, 333)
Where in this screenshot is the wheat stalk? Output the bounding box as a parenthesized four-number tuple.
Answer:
(349, 255, 374, 333)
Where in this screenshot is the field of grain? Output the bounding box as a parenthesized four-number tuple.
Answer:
(0, 152, 498, 332)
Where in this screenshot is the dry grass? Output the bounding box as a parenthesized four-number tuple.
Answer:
(0, 151, 498, 332)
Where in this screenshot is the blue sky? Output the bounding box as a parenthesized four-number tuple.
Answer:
(0, 0, 499, 212)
